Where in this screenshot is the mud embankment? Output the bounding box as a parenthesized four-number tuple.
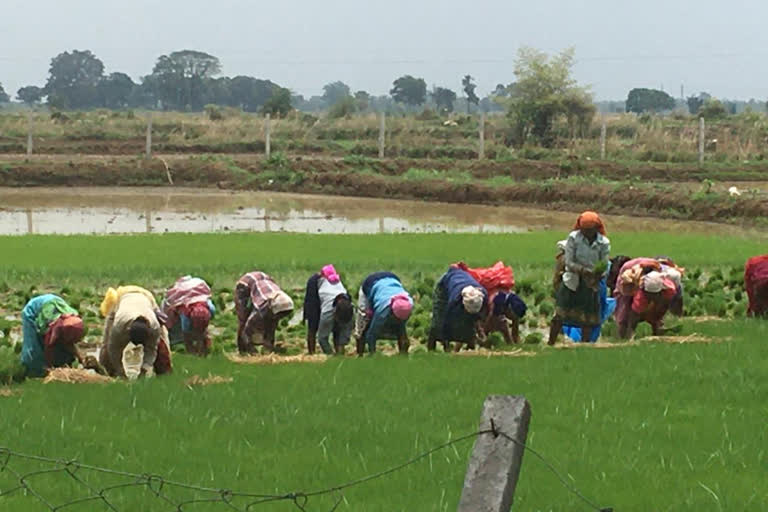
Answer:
(2, 156, 768, 225)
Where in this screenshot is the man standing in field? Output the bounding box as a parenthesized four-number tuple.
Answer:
(99, 286, 172, 378)
(303, 265, 354, 355)
(235, 271, 294, 353)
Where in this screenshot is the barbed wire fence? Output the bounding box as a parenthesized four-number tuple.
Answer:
(0, 402, 611, 511)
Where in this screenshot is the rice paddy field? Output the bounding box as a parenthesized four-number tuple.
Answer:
(1, 232, 767, 511)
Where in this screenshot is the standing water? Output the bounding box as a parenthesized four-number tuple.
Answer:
(0, 187, 763, 236)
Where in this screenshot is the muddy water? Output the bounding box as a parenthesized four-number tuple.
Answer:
(0, 187, 764, 236)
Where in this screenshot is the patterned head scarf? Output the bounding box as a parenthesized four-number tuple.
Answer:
(642, 272, 665, 293)
(46, 314, 84, 346)
(574, 211, 606, 236)
(188, 302, 211, 331)
(461, 286, 484, 314)
(269, 291, 294, 315)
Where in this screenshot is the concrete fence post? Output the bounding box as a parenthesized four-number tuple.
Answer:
(26, 112, 34, 155)
(600, 118, 607, 159)
(265, 113, 271, 158)
(698, 117, 705, 165)
(478, 113, 486, 160)
(145, 113, 153, 160)
(378, 112, 386, 159)
(458, 395, 531, 512)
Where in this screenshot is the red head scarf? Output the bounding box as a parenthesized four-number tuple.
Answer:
(45, 314, 84, 347)
(188, 302, 211, 331)
(574, 211, 606, 236)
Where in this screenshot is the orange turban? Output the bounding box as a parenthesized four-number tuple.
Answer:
(574, 211, 606, 235)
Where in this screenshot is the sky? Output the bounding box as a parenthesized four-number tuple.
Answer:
(2, 0, 767, 102)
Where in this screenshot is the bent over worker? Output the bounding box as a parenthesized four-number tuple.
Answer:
(162, 276, 216, 356)
(303, 265, 354, 355)
(99, 286, 172, 378)
(20, 294, 90, 377)
(355, 272, 413, 355)
(428, 267, 488, 351)
(235, 271, 294, 354)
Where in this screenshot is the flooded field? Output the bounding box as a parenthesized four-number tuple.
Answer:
(0, 187, 764, 236)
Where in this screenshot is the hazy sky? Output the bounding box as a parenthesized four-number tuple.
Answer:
(2, 0, 767, 101)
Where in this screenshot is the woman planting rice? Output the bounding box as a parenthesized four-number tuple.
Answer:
(99, 286, 172, 378)
(20, 294, 94, 377)
(162, 276, 216, 356)
(548, 211, 611, 345)
(615, 269, 679, 338)
(303, 265, 354, 355)
(452, 261, 527, 345)
(745, 255, 768, 316)
(234, 271, 294, 354)
(427, 267, 488, 352)
(355, 272, 413, 355)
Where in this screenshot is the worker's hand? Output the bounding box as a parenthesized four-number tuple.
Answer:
(82, 355, 98, 369)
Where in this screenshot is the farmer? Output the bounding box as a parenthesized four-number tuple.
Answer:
(745, 255, 768, 316)
(303, 265, 354, 355)
(20, 294, 91, 377)
(355, 271, 413, 355)
(428, 267, 488, 351)
(234, 271, 294, 354)
(162, 276, 216, 356)
(99, 286, 172, 378)
(656, 257, 685, 317)
(548, 211, 611, 345)
(452, 261, 526, 345)
(485, 291, 527, 345)
(616, 271, 678, 338)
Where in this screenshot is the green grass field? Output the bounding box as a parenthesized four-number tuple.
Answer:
(1, 232, 767, 511)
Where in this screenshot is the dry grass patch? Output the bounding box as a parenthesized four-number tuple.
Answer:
(184, 374, 233, 387)
(43, 368, 113, 384)
(226, 353, 327, 365)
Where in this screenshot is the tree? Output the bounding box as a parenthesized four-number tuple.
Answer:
(432, 86, 456, 113)
(625, 88, 675, 114)
(44, 50, 105, 109)
(16, 86, 44, 105)
(0, 83, 9, 103)
(506, 47, 592, 146)
(562, 89, 596, 138)
(687, 95, 705, 115)
(261, 87, 293, 117)
(229, 76, 275, 112)
(147, 50, 221, 110)
(462, 75, 479, 113)
(699, 98, 728, 120)
(390, 75, 427, 106)
(98, 72, 135, 108)
(322, 81, 351, 107)
(328, 95, 357, 118)
(353, 90, 370, 111)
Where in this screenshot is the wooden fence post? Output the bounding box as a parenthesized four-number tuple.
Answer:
(600, 117, 607, 159)
(458, 395, 531, 512)
(378, 112, 386, 159)
(145, 113, 153, 160)
(265, 113, 271, 158)
(478, 113, 486, 160)
(26, 112, 34, 155)
(698, 117, 705, 165)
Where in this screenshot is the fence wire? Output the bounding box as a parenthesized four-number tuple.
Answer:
(0, 427, 609, 511)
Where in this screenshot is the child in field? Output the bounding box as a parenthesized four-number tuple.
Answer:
(20, 294, 93, 377)
(162, 276, 216, 356)
(354, 272, 413, 355)
(303, 265, 354, 355)
(234, 271, 294, 354)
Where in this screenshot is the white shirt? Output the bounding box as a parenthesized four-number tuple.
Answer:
(562, 230, 611, 291)
(319, 278, 347, 315)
